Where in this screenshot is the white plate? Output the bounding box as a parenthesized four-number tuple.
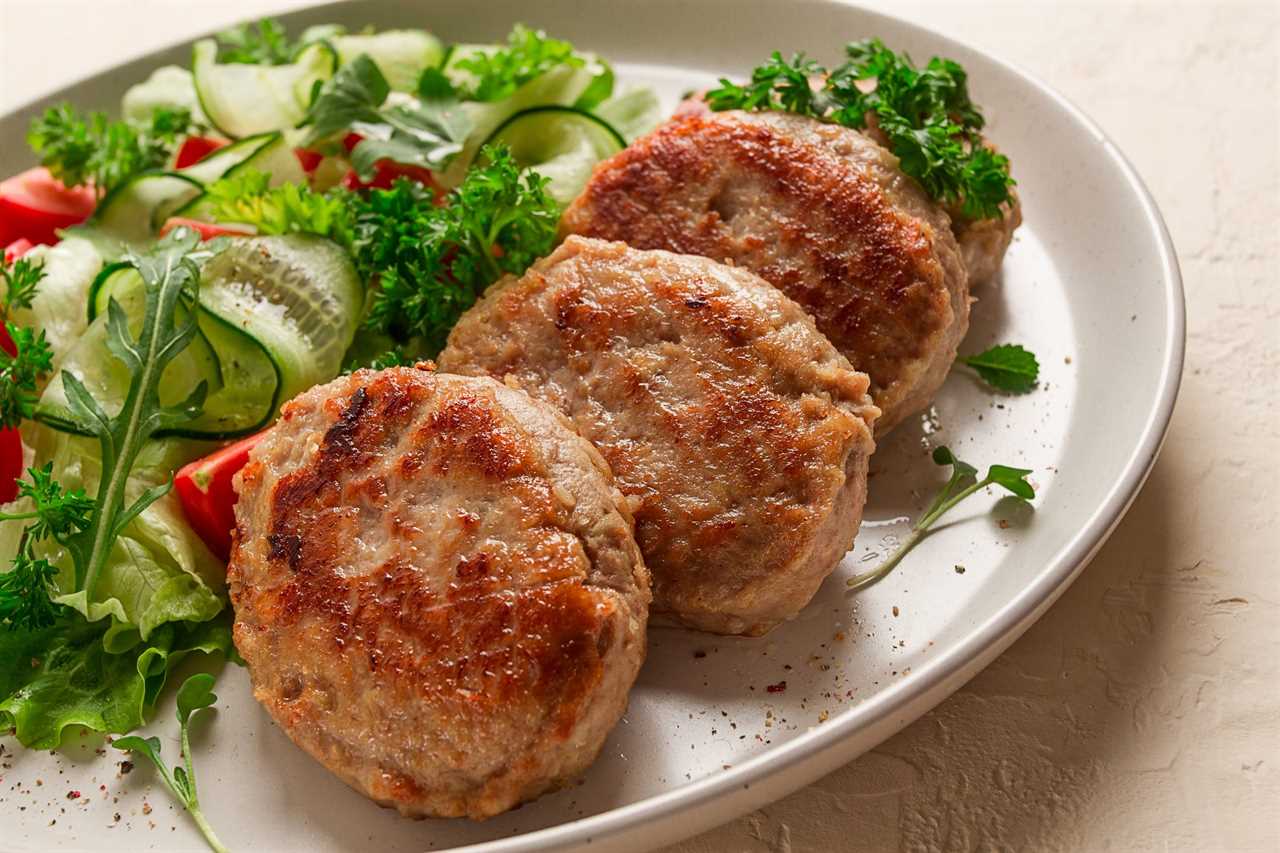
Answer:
(0, 1, 1183, 851)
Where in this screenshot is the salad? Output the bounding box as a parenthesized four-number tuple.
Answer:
(0, 20, 660, 759)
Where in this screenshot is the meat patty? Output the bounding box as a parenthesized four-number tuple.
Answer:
(559, 109, 969, 432)
(228, 367, 649, 819)
(438, 237, 879, 636)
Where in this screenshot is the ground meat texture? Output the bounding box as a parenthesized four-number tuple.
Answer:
(439, 238, 879, 636)
(560, 109, 970, 432)
(229, 367, 649, 819)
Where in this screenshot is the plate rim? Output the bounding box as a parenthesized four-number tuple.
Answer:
(0, 2, 1186, 850)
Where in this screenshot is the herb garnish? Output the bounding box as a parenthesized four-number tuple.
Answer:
(847, 446, 1034, 591)
(27, 105, 194, 199)
(960, 343, 1039, 393)
(302, 54, 472, 179)
(454, 24, 584, 102)
(358, 145, 560, 351)
(115, 673, 227, 853)
(200, 144, 559, 356)
(706, 39, 1014, 219)
(215, 17, 297, 65)
(0, 257, 54, 431)
(0, 465, 93, 630)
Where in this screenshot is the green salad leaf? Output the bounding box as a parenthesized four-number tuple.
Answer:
(302, 54, 473, 178)
(0, 611, 231, 749)
(960, 343, 1040, 393)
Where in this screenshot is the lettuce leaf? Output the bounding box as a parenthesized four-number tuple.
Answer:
(5, 427, 226, 649)
(0, 610, 232, 749)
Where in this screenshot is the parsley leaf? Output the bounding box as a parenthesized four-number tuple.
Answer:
(2, 257, 45, 315)
(359, 145, 560, 351)
(201, 170, 353, 241)
(215, 18, 297, 65)
(960, 343, 1039, 393)
(706, 38, 1014, 219)
(847, 445, 1035, 591)
(27, 105, 194, 198)
(0, 323, 54, 430)
(302, 55, 472, 177)
(115, 673, 226, 853)
(455, 24, 584, 102)
(0, 464, 93, 631)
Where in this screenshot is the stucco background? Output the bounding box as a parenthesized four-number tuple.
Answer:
(1, 1, 1276, 851)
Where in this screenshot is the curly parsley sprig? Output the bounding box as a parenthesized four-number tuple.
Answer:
(0, 464, 93, 631)
(215, 17, 298, 65)
(847, 446, 1035, 591)
(27, 104, 194, 199)
(0, 257, 54, 431)
(454, 24, 585, 102)
(706, 39, 1014, 219)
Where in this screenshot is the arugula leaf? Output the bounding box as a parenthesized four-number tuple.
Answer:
(27, 105, 194, 199)
(215, 17, 297, 65)
(847, 445, 1035, 590)
(706, 38, 1014, 219)
(360, 145, 560, 351)
(46, 230, 207, 599)
(960, 343, 1039, 393)
(116, 673, 227, 853)
(302, 54, 472, 177)
(0, 612, 232, 748)
(456, 24, 584, 102)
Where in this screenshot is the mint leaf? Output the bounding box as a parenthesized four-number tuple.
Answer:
(960, 343, 1039, 393)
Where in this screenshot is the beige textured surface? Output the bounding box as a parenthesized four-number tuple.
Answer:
(1, 1, 1275, 850)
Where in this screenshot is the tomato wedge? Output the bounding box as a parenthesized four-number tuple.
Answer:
(294, 148, 324, 173)
(159, 217, 255, 240)
(174, 431, 267, 561)
(0, 167, 95, 246)
(174, 135, 227, 169)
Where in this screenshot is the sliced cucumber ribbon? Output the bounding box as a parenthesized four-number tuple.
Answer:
(37, 235, 362, 440)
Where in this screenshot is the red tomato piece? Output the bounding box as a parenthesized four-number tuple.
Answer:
(0, 167, 95, 246)
(4, 238, 34, 264)
(174, 431, 267, 561)
(294, 148, 324, 173)
(174, 136, 227, 169)
(342, 161, 446, 200)
(159, 218, 255, 240)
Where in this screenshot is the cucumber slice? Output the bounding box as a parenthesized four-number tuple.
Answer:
(92, 172, 203, 246)
(440, 64, 609, 188)
(173, 132, 309, 220)
(594, 87, 662, 142)
(91, 134, 283, 245)
(197, 235, 363, 404)
(121, 65, 209, 126)
(482, 106, 625, 205)
(193, 39, 336, 138)
(333, 30, 444, 92)
(35, 274, 231, 436)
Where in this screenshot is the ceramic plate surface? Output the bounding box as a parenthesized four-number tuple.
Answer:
(0, 1, 1183, 850)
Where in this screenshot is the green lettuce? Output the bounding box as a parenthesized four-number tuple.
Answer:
(0, 611, 232, 748)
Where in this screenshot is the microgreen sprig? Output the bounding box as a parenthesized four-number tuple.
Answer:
(115, 674, 227, 853)
(847, 446, 1034, 591)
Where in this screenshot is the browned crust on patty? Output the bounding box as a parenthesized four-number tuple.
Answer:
(440, 238, 879, 635)
(229, 368, 648, 818)
(560, 110, 969, 432)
